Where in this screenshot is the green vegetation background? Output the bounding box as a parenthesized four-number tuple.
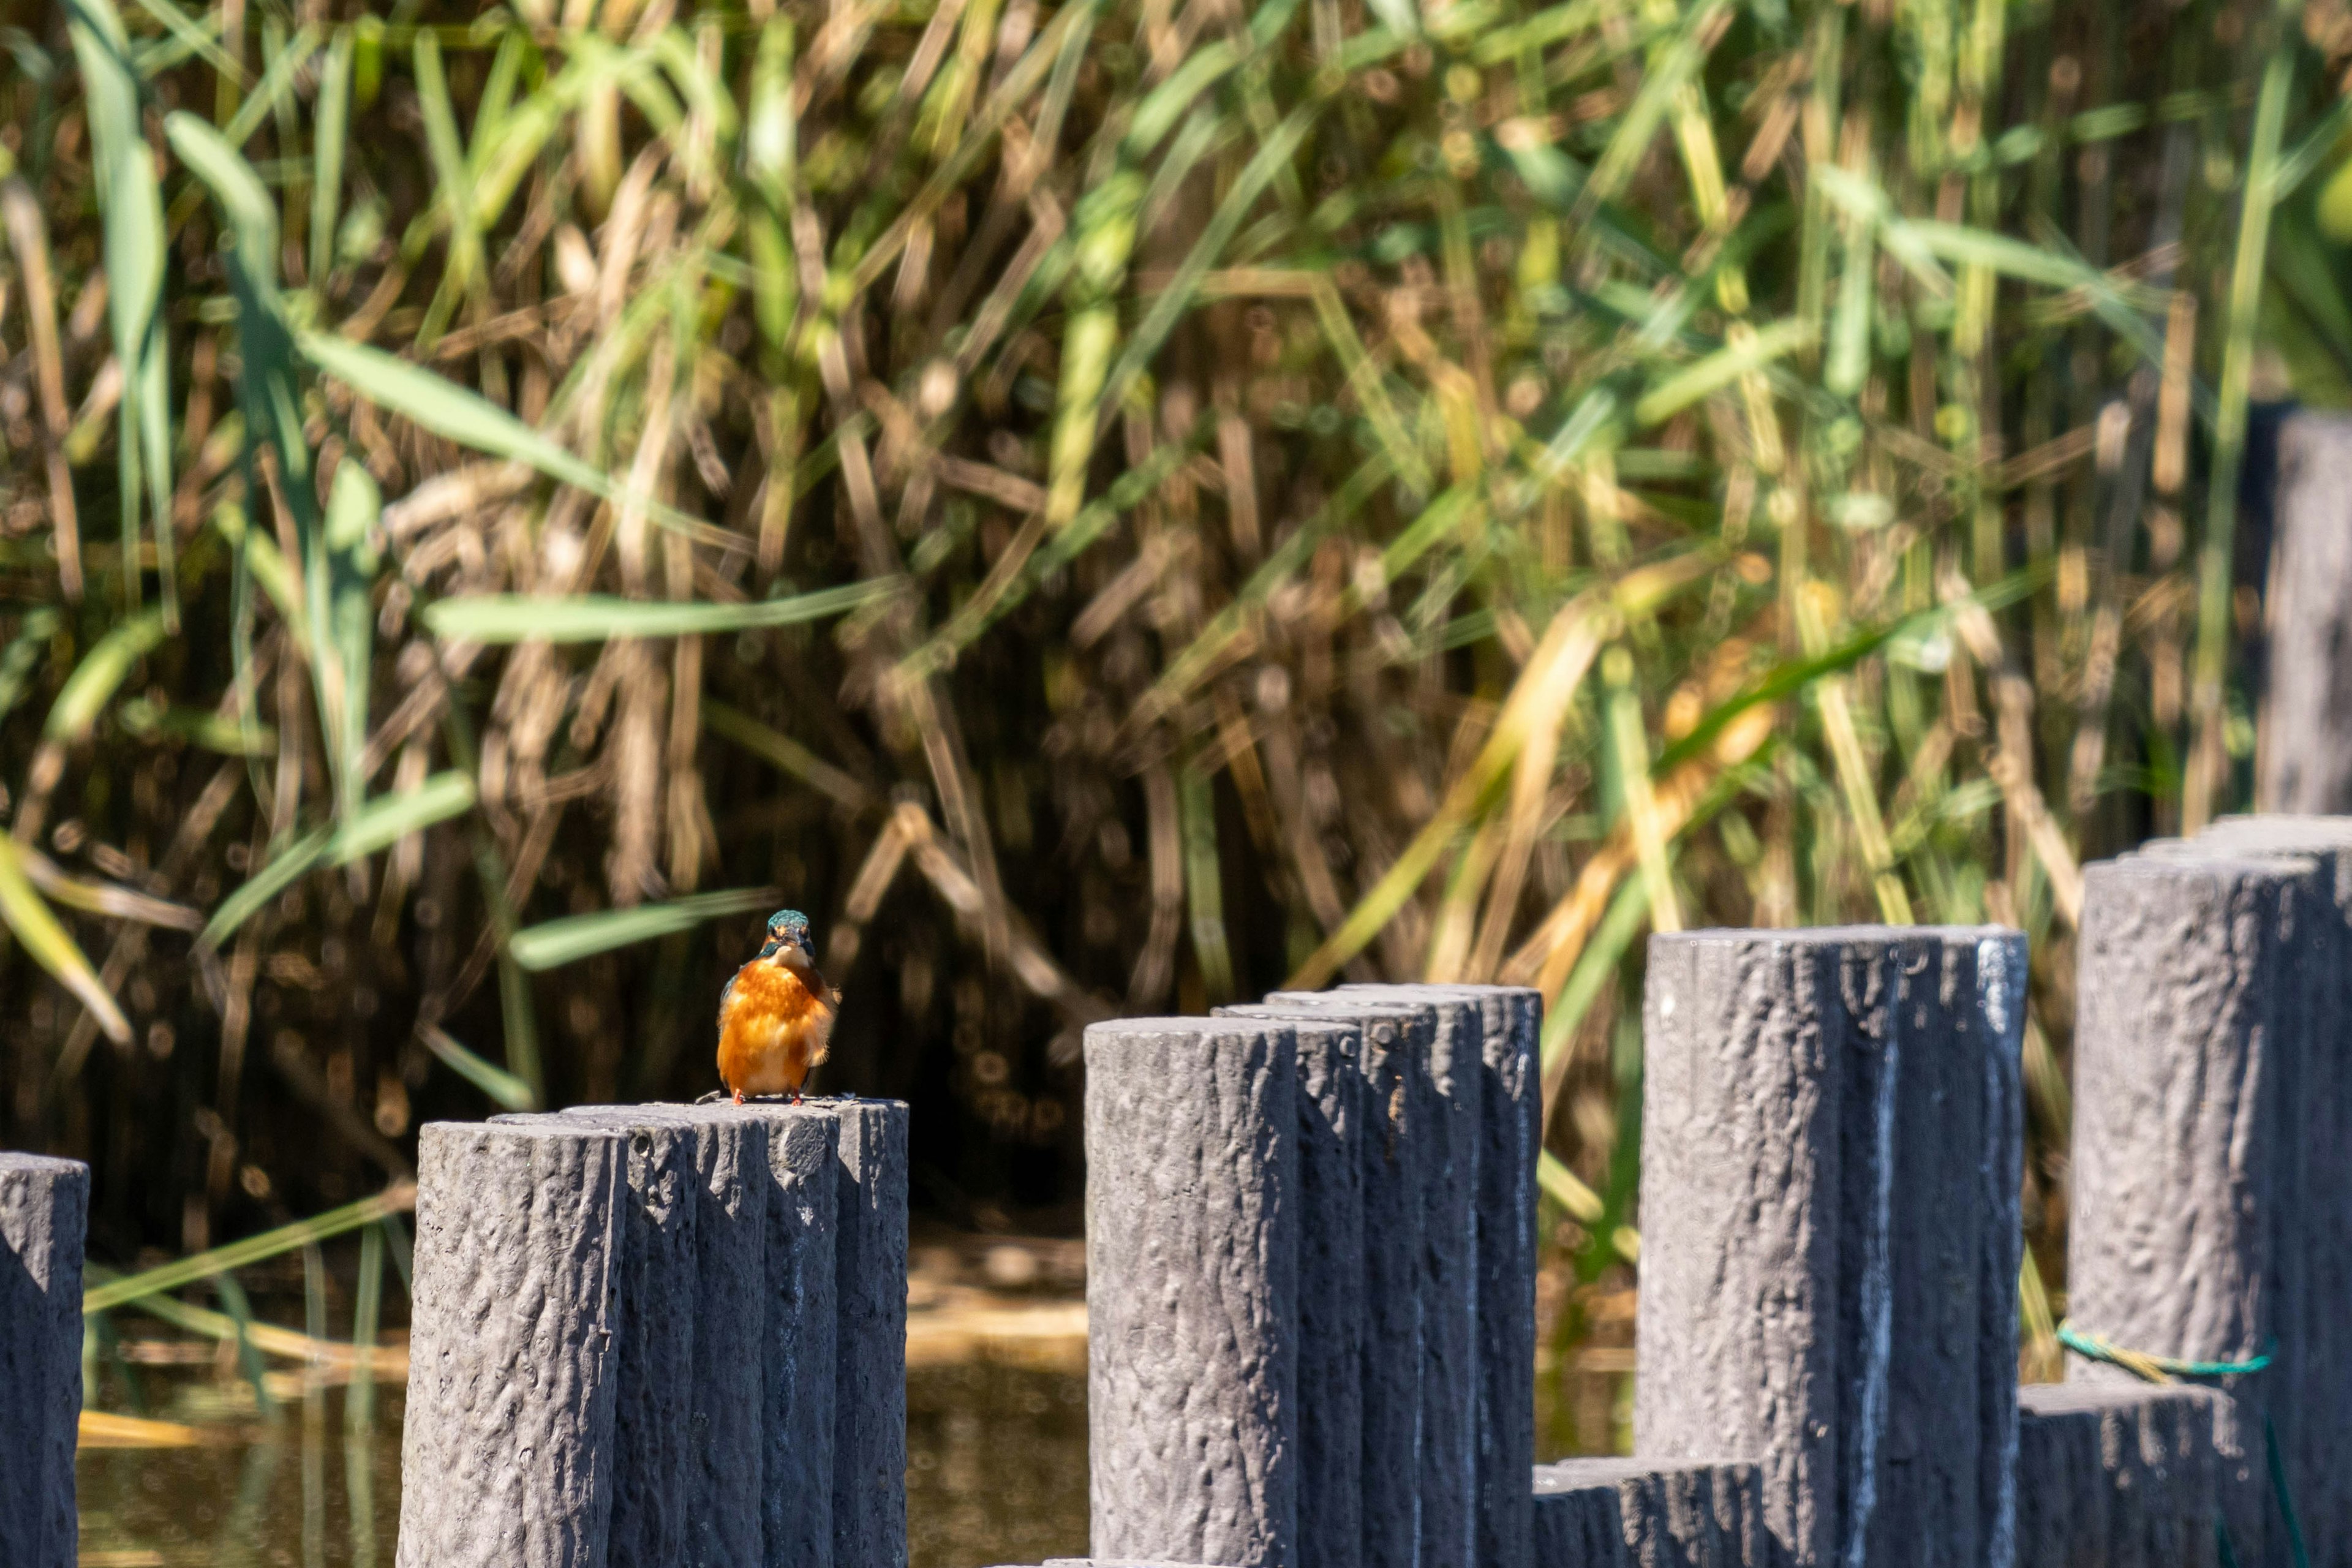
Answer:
(4, 0, 2351, 1393)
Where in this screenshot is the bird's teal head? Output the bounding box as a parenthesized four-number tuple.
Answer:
(759, 909, 812, 959)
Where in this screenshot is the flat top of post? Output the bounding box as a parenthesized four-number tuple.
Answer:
(2019, 1382, 2223, 1415)
(1087, 1016, 1292, 1038)
(1262, 990, 1434, 1016)
(2095, 848, 2320, 881)
(422, 1118, 626, 1146)
(1338, 981, 1540, 1000)
(1216, 1003, 1363, 1038)
(0, 1151, 88, 1177)
(2204, 814, 2352, 847)
(1533, 1457, 1755, 1492)
(1648, 923, 2017, 948)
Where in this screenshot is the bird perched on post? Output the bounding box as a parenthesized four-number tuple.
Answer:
(716, 910, 838, 1104)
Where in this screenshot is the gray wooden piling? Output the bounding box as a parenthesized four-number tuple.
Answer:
(2255, 413, 2352, 814)
(2068, 853, 2321, 1568)
(2013, 1384, 2220, 1568)
(538, 1110, 702, 1568)
(1273, 987, 1479, 1568)
(1257, 993, 1433, 1568)
(1530, 1458, 1768, 1568)
(1085, 1017, 1300, 1568)
(819, 1099, 911, 1568)
(1216, 1005, 1367, 1568)
(547, 1106, 771, 1568)
(1342, 984, 1540, 1568)
(397, 1120, 628, 1568)
(2190, 816, 2352, 1568)
(1635, 927, 2023, 1568)
(726, 1105, 843, 1568)
(0, 1152, 88, 1568)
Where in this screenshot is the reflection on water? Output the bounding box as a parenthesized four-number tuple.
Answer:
(79, 1349, 1621, 1565)
(908, 1364, 1088, 1568)
(77, 1383, 404, 1568)
(78, 1366, 1091, 1567)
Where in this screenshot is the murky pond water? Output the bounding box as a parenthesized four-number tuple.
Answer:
(77, 1349, 1619, 1565)
(78, 1366, 1090, 1568)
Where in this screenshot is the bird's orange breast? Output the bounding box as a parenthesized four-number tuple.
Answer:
(717, 958, 835, 1097)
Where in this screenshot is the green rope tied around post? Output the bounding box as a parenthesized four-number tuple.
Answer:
(2054, 1321, 2304, 1568)
(2055, 1322, 2275, 1382)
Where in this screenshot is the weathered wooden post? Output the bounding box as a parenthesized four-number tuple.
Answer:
(823, 1100, 911, 1568)
(729, 1106, 843, 1568)
(2067, 851, 2322, 1568)
(2013, 1384, 2220, 1568)
(1271, 987, 1480, 1568)
(1232, 995, 1432, 1568)
(1341, 984, 1540, 1568)
(1085, 1017, 1300, 1568)
(1531, 1458, 1766, 1568)
(406, 1097, 898, 1568)
(1634, 927, 2024, 1568)
(0, 1152, 88, 1568)
(545, 1106, 772, 1568)
(2255, 414, 2352, 813)
(1214, 1006, 1366, 1568)
(2188, 815, 2352, 1568)
(398, 1120, 630, 1568)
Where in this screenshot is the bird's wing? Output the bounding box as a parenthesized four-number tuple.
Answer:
(718, 967, 742, 1031)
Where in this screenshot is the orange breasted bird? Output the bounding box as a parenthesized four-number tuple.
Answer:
(717, 910, 839, 1104)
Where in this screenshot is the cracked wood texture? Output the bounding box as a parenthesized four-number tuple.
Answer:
(1345, 984, 1540, 1568)
(826, 1099, 910, 1568)
(1637, 929, 2022, 1568)
(728, 1104, 842, 1568)
(0, 1153, 86, 1568)
(1277, 988, 1479, 1568)
(2190, 816, 2352, 1567)
(1086, 1018, 1300, 1568)
(2068, 854, 2320, 1568)
(1265, 992, 1434, 1568)
(2256, 415, 2352, 813)
(2014, 1385, 2220, 1568)
(398, 1121, 626, 1568)
(538, 1109, 704, 1568)
(1218, 1006, 1368, 1568)
(1531, 1458, 1767, 1568)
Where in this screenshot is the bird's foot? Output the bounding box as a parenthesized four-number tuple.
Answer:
(733, 1090, 746, 1106)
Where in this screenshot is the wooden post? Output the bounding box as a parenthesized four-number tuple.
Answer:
(1271, 989, 1479, 1568)
(2068, 853, 2321, 1567)
(1085, 1017, 1300, 1568)
(1216, 1005, 1367, 1568)
(397, 1121, 628, 1568)
(1250, 995, 1433, 1568)
(1531, 1458, 1766, 1568)
(821, 1099, 911, 1568)
(0, 1152, 88, 1568)
(2014, 1385, 2220, 1568)
(728, 1105, 843, 1568)
(2190, 816, 2352, 1567)
(1344, 984, 1541, 1568)
(2256, 414, 2352, 813)
(1634, 927, 2024, 1568)
(546, 1107, 771, 1568)
(428, 1099, 891, 1568)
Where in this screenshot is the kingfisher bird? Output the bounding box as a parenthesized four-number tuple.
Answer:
(716, 910, 838, 1104)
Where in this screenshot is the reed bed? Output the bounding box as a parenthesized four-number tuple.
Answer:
(0, 0, 2342, 1397)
